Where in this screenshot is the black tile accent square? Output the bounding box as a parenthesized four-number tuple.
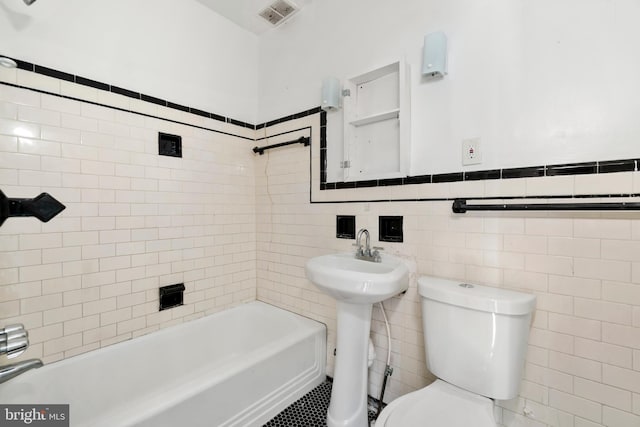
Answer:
(158, 132, 182, 158)
(159, 283, 185, 311)
(336, 215, 356, 239)
(379, 216, 403, 243)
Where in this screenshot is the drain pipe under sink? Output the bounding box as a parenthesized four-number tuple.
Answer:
(375, 301, 393, 418)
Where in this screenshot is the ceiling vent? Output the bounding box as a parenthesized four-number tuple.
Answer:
(258, 0, 299, 26)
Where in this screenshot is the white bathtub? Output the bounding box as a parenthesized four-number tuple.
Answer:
(0, 301, 326, 427)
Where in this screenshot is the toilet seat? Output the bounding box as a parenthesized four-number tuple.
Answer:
(375, 380, 496, 427)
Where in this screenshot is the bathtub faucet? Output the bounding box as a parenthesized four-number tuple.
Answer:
(0, 359, 43, 384)
(0, 324, 43, 383)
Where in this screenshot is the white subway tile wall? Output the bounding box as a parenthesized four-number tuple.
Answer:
(256, 115, 640, 427)
(0, 82, 257, 366)
(3, 73, 640, 427)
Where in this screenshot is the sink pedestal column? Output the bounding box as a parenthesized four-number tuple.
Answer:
(327, 301, 373, 427)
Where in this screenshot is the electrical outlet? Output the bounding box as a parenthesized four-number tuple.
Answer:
(462, 138, 482, 165)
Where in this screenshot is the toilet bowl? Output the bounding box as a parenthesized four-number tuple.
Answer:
(376, 276, 536, 427)
(375, 380, 495, 427)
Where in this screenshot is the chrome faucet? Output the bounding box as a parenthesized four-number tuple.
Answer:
(0, 359, 43, 384)
(0, 324, 43, 383)
(354, 228, 383, 262)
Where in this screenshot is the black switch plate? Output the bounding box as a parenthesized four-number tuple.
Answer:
(379, 216, 403, 243)
(336, 215, 356, 239)
(158, 132, 182, 157)
(159, 283, 185, 311)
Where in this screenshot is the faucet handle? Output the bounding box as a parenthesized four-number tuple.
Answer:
(1, 337, 29, 359)
(1, 324, 25, 335)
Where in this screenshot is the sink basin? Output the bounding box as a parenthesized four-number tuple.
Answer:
(305, 252, 409, 304)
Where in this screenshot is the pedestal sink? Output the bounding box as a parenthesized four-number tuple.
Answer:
(305, 252, 409, 427)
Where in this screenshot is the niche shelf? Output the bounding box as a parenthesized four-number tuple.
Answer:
(342, 60, 411, 182)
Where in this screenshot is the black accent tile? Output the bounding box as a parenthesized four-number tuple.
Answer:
(228, 118, 251, 128)
(256, 123, 266, 130)
(336, 215, 356, 239)
(320, 148, 327, 171)
(320, 111, 327, 126)
(266, 118, 281, 128)
(464, 169, 501, 181)
(320, 170, 327, 183)
(379, 216, 403, 243)
(432, 172, 464, 183)
(546, 162, 597, 176)
(75, 76, 110, 91)
(501, 166, 545, 179)
(158, 132, 182, 158)
(211, 113, 226, 122)
(159, 283, 185, 311)
(335, 181, 356, 189)
(320, 126, 327, 142)
(379, 178, 404, 186)
(324, 182, 337, 190)
(111, 85, 140, 99)
(141, 93, 167, 106)
(598, 159, 636, 174)
(34, 65, 74, 82)
(14, 58, 34, 71)
(167, 102, 189, 112)
(320, 183, 328, 190)
(189, 108, 210, 118)
(355, 180, 378, 188)
(404, 175, 432, 185)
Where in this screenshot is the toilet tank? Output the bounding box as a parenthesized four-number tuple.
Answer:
(418, 276, 536, 400)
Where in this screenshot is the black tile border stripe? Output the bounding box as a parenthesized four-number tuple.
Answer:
(3, 53, 639, 198)
(320, 159, 639, 191)
(75, 76, 110, 91)
(0, 53, 289, 131)
(0, 80, 255, 142)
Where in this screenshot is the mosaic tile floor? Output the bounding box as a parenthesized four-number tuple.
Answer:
(263, 380, 380, 427)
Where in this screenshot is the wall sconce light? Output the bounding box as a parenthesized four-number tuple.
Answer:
(321, 76, 342, 111)
(422, 31, 447, 79)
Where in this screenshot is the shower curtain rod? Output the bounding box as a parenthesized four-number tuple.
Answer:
(252, 136, 309, 155)
(452, 198, 640, 214)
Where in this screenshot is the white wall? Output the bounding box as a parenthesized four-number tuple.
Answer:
(0, 0, 259, 123)
(257, 0, 640, 179)
(0, 78, 257, 364)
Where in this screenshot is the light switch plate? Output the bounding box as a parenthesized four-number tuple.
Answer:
(462, 138, 482, 165)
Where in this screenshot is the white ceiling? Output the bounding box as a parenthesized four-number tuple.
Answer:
(196, 0, 310, 35)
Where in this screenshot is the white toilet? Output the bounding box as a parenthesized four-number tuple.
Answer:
(376, 276, 536, 427)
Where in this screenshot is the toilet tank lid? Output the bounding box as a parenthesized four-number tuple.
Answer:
(418, 276, 536, 315)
